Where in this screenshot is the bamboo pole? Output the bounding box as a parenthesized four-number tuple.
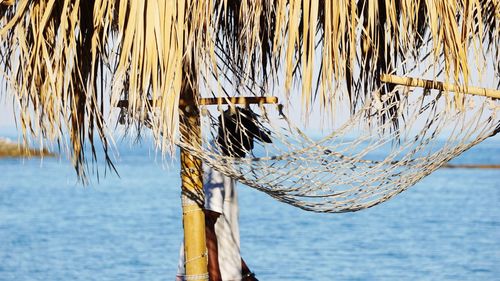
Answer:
(179, 86, 208, 280)
(380, 74, 500, 99)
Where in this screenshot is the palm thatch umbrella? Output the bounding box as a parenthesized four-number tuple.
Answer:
(1, 0, 499, 278)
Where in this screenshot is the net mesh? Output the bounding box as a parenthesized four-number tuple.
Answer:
(174, 89, 500, 213)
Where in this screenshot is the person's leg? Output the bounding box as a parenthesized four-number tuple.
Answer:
(205, 210, 222, 281)
(176, 243, 185, 281)
(241, 258, 258, 281)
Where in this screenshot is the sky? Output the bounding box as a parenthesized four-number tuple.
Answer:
(0, 96, 15, 132)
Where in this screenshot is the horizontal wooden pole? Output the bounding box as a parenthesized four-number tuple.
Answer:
(381, 74, 500, 99)
(197, 96, 278, 106)
(117, 96, 278, 108)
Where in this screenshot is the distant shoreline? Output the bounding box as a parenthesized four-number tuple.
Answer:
(0, 138, 56, 158)
(442, 164, 500, 169)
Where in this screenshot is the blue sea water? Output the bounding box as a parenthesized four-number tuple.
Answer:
(0, 135, 499, 281)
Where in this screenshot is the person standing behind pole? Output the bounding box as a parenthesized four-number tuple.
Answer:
(177, 107, 271, 281)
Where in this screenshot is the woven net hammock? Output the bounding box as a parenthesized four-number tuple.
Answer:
(175, 89, 500, 213)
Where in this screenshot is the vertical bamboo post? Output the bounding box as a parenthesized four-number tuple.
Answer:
(179, 83, 208, 279)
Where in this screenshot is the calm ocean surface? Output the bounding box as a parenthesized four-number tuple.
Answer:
(0, 134, 499, 281)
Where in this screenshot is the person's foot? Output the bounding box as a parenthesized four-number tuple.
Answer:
(242, 272, 258, 281)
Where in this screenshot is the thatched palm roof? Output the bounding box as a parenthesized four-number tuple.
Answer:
(0, 0, 498, 178)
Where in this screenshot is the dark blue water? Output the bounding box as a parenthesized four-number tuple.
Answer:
(0, 136, 499, 281)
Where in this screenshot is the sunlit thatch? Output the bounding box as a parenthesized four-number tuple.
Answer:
(0, 0, 499, 178)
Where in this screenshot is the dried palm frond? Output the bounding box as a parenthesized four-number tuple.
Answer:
(1, 0, 498, 179)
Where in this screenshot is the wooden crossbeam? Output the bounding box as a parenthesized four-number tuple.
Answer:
(381, 74, 500, 100)
(195, 96, 278, 106)
(117, 96, 278, 108)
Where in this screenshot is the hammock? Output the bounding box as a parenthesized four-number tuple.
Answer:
(175, 88, 500, 213)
